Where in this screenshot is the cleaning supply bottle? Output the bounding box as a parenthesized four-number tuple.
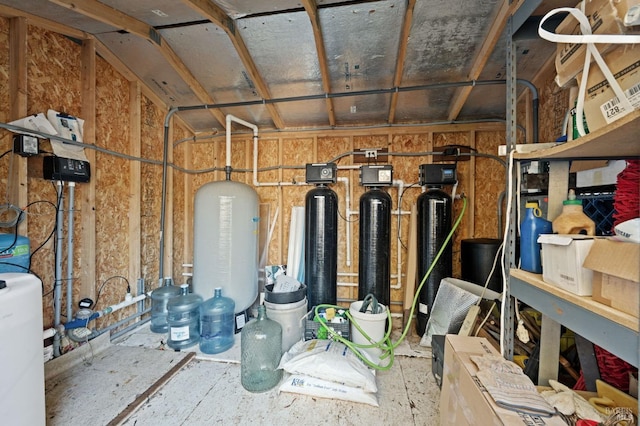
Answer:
(167, 284, 203, 350)
(241, 305, 282, 392)
(199, 287, 235, 354)
(552, 189, 595, 236)
(520, 201, 552, 274)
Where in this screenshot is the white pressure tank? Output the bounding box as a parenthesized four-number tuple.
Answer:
(0, 273, 45, 425)
(193, 180, 259, 313)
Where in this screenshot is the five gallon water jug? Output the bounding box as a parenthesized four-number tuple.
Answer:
(167, 284, 203, 350)
(199, 287, 235, 354)
(241, 305, 283, 392)
(150, 278, 181, 333)
(520, 201, 552, 274)
(552, 189, 595, 236)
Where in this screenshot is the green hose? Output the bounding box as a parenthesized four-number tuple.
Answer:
(313, 195, 468, 371)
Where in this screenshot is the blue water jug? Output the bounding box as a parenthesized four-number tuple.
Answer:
(520, 202, 552, 274)
(167, 284, 203, 350)
(199, 287, 235, 354)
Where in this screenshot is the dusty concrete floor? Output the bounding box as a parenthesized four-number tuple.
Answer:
(45, 318, 440, 425)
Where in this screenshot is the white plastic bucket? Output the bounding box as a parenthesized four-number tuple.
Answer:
(264, 298, 307, 353)
(349, 300, 387, 361)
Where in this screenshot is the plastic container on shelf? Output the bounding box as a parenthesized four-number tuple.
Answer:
(241, 305, 283, 393)
(199, 287, 235, 355)
(150, 278, 181, 334)
(167, 284, 203, 351)
(552, 189, 596, 236)
(520, 201, 552, 274)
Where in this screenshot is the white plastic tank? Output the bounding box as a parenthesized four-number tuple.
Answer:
(0, 273, 45, 425)
(193, 180, 259, 313)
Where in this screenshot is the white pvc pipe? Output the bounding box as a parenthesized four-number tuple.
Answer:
(66, 182, 75, 321)
(101, 294, 146, 316)
(337, 177, 351, 267)
(226, 114, 258, 170)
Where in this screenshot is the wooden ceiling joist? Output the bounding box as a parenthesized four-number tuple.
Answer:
(446, 0, 525, 121)
(301, 0, 336, 127)
(387, 0, 416, 124)
(48, 0, 227, 128)
(184, 0, 286, 130)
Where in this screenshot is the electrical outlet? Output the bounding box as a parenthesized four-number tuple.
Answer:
(365, 150, 377, 158)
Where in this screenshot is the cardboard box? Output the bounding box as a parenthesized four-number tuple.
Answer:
(439, 335, 567, 425)
(538, 234, 596, 295)
(575, 43, 640, 132)
(583, 239, 640, 317)
(555, 0, 639, 87)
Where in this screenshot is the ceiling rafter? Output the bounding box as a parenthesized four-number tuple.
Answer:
(47, 0, 228, 128)
(183, 0, 285, 130)
(387, 0, 416, 124)
(301, 0, 336, 127)
(446, 0, 525, 121)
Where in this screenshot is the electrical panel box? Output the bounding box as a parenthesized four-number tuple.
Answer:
(13, 134, 39, 157)
(305, 163, 337, 184)
(419, 164, 457, 186)
(360, 164, 393, 187)
(43, 156, 91, 183)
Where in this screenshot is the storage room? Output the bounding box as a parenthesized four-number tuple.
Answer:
(0, 0, 638, 425)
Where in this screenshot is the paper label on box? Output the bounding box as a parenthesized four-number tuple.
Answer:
(599, 81, 640, 124)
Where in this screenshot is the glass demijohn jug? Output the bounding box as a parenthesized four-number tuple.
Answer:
(240, 305, 283, 392)
(199, 287, 235, 354)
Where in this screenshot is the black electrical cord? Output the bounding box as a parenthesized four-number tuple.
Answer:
(94, 275, 131, 309)
(0, 149, 11, 160)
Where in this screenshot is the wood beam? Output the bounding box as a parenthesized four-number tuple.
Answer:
(8, 17, 28, 235)
(80, 38, 97, 301)
(301, 0, 336, 126)
(446, 0, 525, 121)
(388, 0, 416, 124)
(184, 0, 286, 129)
(48, 0, 227, 128)
(0, 5, 88, 39)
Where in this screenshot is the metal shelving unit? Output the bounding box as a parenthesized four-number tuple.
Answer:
(503, 2, 640, 388)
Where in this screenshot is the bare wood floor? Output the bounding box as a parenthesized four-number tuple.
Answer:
(45, 320, 440, 426)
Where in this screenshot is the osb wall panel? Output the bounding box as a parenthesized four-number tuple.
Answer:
(26, 26, 82, 326)
(537, 67, 570, 143)
(94, 56, 131, 327)
(0, 18, 9, 197)
(139, 97, 164, 285)
(475, 131, 506, 239)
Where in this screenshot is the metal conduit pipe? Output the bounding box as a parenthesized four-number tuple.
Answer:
(66, 182, 75, 321)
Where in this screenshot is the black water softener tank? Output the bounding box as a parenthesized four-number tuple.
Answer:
(416, 186, 452, 336)
(304, 184, 339, 309)
(304, 163, 339, 310)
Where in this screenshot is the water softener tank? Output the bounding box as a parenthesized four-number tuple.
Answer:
(304, 184, 338, 309)
(193, 180, 259, 313)
(416, 187, 452, 336)
(358, 188, 392, 307)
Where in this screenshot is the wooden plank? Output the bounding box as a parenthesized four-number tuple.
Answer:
(128, 81, 142, 285)
(80, 37, 97, 301)
(48, 0, 227, 128)
(184, 0, 285, 129)
(467, 130, 476, 237)
(387, 0, 416, 124)
(301, 0, 335, 126)
(8, 17, 28, 235)
(447, 0, 525, 121)
(0, 4, 88, 39)
(107, 352, 196, 426)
